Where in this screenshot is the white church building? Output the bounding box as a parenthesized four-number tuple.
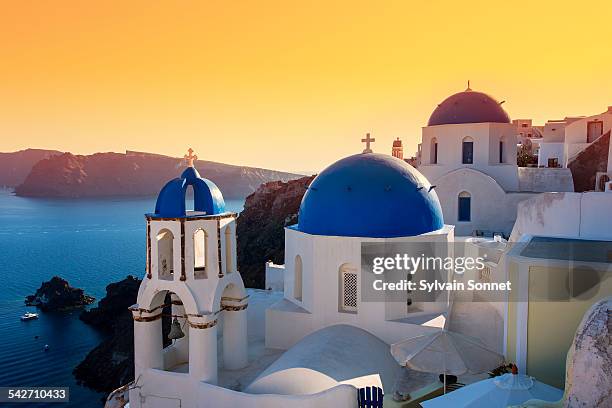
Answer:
(417, 85, 574, 237)
(119, 148, 459, 408)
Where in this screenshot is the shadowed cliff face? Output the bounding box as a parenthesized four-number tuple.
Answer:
(568, 131, 610, 192)
(14, 151, 301, 199)
(74, 276, 172, 394)
(237, 175, 314, 288)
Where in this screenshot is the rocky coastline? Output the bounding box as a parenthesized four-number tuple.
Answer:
(12, 150, 300, 198)
(74, 276, 171, 393)
(237, 175, 314, 288)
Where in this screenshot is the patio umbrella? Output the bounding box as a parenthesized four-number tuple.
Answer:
(390, 329, 504, 393)
(420, 373, 564, 407)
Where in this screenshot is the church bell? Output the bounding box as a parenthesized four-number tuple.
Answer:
(168, 317, 185, 340)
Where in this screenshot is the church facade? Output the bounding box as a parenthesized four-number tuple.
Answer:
(417, 86, 574, 237)
(265, 152, 454, 349)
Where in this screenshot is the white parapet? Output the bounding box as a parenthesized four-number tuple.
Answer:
(265, 261, 285, 292)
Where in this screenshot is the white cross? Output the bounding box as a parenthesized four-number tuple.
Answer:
(184, 148, 198, 167)
(361, 133, 375, 153)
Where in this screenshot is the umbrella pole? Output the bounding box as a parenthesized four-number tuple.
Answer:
(443, 356, 446, 394)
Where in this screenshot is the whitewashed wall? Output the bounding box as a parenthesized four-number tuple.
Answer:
(128, 368, 357, 408)
(420, 122, 519, 191)
(510, 192, 612, 241)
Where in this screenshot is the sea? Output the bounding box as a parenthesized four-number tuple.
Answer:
(0, 188, 244, 407)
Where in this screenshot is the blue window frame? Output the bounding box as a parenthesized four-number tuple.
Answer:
(458, 195, 471, 222)
(462, 141, 473, 164)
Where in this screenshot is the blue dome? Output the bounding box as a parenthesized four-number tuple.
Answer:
(297, 153, 444, 238)
(153, 167, 226, 217)
(428, 90, 510, 126)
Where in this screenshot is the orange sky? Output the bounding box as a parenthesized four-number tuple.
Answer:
(0, 1, 610, 173)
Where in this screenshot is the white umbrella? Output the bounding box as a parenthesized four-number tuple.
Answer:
(421, 373, 564, 407)
(390, 329, 504, 393)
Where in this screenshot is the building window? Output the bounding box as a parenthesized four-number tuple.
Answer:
(499, 138, 505, 163)
(193, 228, 207, 279)
(224, 226, 233, 274)
(339, 264, 358, 313)
(587, 120, 603, 143)
(458, 192, 471, 222)
(431, 138, 438, 164)
(462, 137, 474, 164)
(157, 229, 174, 280)
(294, 255, 303, 301)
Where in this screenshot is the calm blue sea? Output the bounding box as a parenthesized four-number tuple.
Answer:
(0, 189, 244, 407)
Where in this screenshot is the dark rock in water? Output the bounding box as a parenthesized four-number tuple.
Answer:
(237, 175, 314, 288)
(25, 276, 94, 311)
(74, 276, 170, 393)
(79, 275, 142, 333)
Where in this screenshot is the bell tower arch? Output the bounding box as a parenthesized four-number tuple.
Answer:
(130, 150, 248, 405)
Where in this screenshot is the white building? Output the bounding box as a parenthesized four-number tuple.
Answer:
(534, 107, 612, 168)
(265, 152, 454, 350)
(418, 86, 574, 237)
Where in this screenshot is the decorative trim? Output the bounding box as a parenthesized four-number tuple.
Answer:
(222, 304, 248, 312)
(133, 313, 162, 322)
(221, 295, 250, 303)
(217, 219, 223, 278)
(146, 221, 152, 279)
(180, 219, 186, 281)
(188, 319, 218, 329)
(171, 299, 183, 306)
(145, 213, 237, 222)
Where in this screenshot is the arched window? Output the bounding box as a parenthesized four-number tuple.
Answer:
(462, 136, 474, 164)
(157, 229, 174, 280)
(186, 185, 195, 212)
(225, 226, 233, 274)
(458, 191, 471, 222)
(499, 137, 505, 163)
(194, 228, 207, 279)
(339, 263, 358, 313)
(294, 255, 303, 301)
(431, 138, 438, 164)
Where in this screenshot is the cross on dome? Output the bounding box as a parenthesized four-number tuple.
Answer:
(361, 133, 375, 153)
(184, 148, 198, 167)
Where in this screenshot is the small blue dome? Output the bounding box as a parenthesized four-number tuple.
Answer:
(428, 89, 510, 126)
(297, 153, 444, 238)
(153, 167, 226, 217)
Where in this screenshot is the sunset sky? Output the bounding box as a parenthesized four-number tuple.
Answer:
(0, 1, 611, 173)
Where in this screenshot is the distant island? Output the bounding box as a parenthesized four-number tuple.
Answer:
(1, 149, 302, 199)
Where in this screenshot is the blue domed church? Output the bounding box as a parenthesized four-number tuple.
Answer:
(265, 142, 454, 350)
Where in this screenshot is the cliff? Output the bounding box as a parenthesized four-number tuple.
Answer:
(0, 149, 62, 187)
(236, 175, 314, 288)
(74, 276, 171, 393)
(14, 150, 301, 199)
(25, 276, 95, 311)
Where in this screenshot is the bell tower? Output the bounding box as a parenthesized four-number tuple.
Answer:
(129, 150, 248, 406)
(392, 137, 404, 160)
